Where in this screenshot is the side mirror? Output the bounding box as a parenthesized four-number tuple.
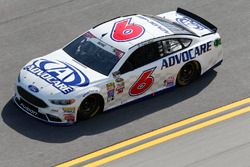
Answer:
(112, 71, 121, 79)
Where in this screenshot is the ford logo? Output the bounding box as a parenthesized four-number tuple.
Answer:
(28, 85, 39, 93)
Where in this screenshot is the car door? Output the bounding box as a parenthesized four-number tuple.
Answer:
(114, 42, 163, 104)
(113, 38, 192, 105)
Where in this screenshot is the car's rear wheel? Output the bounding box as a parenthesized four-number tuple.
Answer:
(176, 61, 200, 86)
(77, 94, 103, 121)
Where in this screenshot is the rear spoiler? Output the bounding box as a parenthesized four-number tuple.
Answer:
(177, 8, 217, 33)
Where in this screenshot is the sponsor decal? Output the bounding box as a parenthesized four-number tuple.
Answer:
(111, 18, 145, 42)
(107, 90, 115, 102)
(214, 38, 222, 47)
(114, 49, 125, 59)
(23, 59, 89, 94)
(83, 31, 95, 38)
(64, 114, 75, 122)
(164, 76, 175, 87)
(20, 103, 38, 116)
(161, 41, 212, 70)
(106, 82, 115, 102)
(63, 107, 75, 113)
(106, 82, 115, 91)
(115, 78, 125, 94)
(137, 15, 171, 34)
(28, 85, 39, 93)
(176, 16, 206, 30)
(97, 41, 106, 47)
(50, 109, 59, 112)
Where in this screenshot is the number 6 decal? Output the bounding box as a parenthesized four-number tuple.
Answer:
(111, 18, 145, 42)
(129, 67, 156, 96)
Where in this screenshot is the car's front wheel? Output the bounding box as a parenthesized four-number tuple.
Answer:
(77, 94, 103, 121)
(176, 61, 200, 86)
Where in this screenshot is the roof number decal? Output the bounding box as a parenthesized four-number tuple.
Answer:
(111, 18, 145, 42)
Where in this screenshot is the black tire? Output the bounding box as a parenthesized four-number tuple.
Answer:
(77, 94, 103, 120)
(176, 61, 199, 86)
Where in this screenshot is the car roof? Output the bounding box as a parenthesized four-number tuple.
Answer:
(89, 14, 185, 51)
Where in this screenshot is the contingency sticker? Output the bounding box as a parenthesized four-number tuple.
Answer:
(164, 76, 175, 87)
(64, 114, 75, 122)
(115, 78, 125, 94)
(114, 49, 125, 59)
(106, 82, 115, 102)
(63, 107, 75, 113)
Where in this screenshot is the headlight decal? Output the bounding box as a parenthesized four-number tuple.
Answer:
(50, 99, 75, 105)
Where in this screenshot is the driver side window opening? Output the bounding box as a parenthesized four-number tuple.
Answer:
(119, 42, 160, 74)
(119, 38, 192, 74)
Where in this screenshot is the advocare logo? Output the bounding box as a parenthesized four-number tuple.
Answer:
(23, 59, 89, 94)
(176, 16, 205, 30)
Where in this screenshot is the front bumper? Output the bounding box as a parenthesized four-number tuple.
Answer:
(13, 88, 76, 125)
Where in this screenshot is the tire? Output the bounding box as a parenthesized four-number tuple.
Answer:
(176, 61, 199, 86)
(77, 94, 103, 120)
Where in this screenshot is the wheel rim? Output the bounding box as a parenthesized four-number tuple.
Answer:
(81, 97, 96, 114)
(178, 63, 196, 85)
(78, 96, 100, 119)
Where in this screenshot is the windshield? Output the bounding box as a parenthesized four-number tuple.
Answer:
(63, 32, 124, 76)
(144, 15, 192, 35)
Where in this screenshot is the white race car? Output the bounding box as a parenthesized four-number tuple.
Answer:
(14, 8, 223, 125)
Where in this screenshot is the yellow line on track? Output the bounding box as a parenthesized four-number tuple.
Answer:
(55, 98, 250, 167)
(84, 106, 250, 167)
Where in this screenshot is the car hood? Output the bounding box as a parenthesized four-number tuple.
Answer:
(19, 49, 107, 97)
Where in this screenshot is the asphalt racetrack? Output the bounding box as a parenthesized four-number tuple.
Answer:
(0, 0, 249, 166)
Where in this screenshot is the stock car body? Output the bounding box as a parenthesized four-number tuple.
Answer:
(14, 8, 223, 125)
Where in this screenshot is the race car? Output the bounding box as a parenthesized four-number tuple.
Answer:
(13, 8, 223, 125)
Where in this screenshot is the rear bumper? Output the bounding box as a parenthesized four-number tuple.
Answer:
(211, 59, 223, 69)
